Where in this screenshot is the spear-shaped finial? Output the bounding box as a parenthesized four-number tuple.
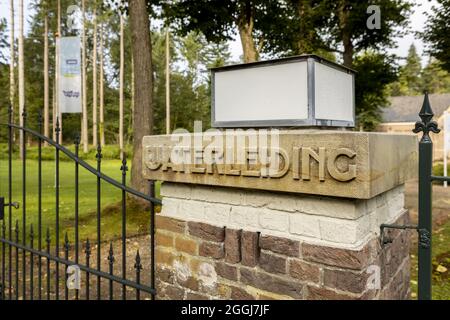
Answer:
(413, 92, 441, 142)
(85, 239, 91, 256)
(107, 242, 115, 266)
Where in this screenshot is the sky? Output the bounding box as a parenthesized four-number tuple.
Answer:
(0, 0, 439, 66)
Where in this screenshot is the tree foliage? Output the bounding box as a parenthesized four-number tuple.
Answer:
(422, 0, 450, 73)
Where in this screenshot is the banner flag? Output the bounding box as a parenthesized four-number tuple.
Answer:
(445, 112, 450, 151)
(58, 36, 82, 113)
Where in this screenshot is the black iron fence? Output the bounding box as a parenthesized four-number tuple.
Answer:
(0, 107, 162, 300)
(381, 93, 448, 300)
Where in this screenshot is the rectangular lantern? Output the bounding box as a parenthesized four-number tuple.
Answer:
(211, 55, 355, 128)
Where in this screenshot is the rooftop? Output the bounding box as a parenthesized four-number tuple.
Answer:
(382, 93, 450, 123)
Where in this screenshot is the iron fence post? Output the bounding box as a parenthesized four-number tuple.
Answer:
(417, 139, 432, 300)
(413, 93, 440, 300)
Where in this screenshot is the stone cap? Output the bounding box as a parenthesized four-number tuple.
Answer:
(142, 130, 417, 199)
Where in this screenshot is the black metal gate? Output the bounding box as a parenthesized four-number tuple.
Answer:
(0, 107, 161, 300)
(381, 93, 448, 300)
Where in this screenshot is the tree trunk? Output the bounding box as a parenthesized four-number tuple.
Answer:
(131, 54, 135, 132)
(129, 0, 154, 195)
(92, 6, 98, 147)
(9, 0, 15, 132)
(338, 0, 353, 68)
(166, 28, 171, 134)
(237, 3, 258, 63)
(99, 20, 105, 147)
(81, 0, 88, 153)
(18, 0, 24, 156)
(119, 14, 125, 159)
(44, 8, 49, 142)
(295, 0, 315, 54)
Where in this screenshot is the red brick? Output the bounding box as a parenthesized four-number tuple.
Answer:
(216, 262, 238, 281)
(289, 260, 321, 283)
(259, 251, 287, 275)
(306, 286, 357, 300)
(259, 235, 300, 257)
(188, 222, 225, 242)
(302, 242, 371, 270)
(230, 286, 255, 300)
(322, 268, 369, 294)
(156, 216, 186, 233)
(240, 268, 303, 299)
(241, 231, 259, 267)
(225, 228, 241, 263)
(199, 242, 225, 259)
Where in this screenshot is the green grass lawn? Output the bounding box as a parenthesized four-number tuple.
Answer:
(0, 157, 160, 245)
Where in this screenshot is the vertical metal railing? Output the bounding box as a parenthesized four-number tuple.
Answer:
(55, 117, 61, 299)
(74, 135, 80, 300)
(8, 106, 13, 300)
(121, 157, 127, 300)
(96, 144, 102, 300)
(0, 116, 160, 300)
(413, 92, 443, 300)
(38, 111, 43, 300)
(149, 180, 156, 301)
(21, 110, 27, 300)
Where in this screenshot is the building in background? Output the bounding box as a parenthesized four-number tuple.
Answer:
(377, 93, 450, 161)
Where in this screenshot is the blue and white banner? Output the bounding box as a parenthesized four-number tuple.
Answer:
(58, 36, 82, 113)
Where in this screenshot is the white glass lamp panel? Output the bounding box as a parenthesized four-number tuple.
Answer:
(214, 62, 309, 122)
(314, 62, 354, 122)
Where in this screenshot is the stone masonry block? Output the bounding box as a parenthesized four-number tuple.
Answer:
(160, 182, 192, 199)
(259, 208, 289, 232)
(204, 203, 232, 225)
(289, 213, 321, 239)
(230, 206, 260, 229)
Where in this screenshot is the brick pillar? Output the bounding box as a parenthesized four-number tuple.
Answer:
(154, 183, 411, 300)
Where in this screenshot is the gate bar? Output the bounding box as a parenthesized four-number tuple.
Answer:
(412, 92, 441, 300)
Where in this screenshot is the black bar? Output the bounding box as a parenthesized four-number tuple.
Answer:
(412, 93, 439, 301)
(1, 222, 5, 300)
(149, 180, 156, 301)
(14, 221, 18, 300)
(38, 110, 43, 300)
(2, 124, 161, 205)
(29, 225, 34, 300)
(0, 237, 156, 295)
(46, 228, 50, 300)
(108, 242, 114, 300)
(75, 136, 80, 300)
(55, 117, 60, 299)
(121, 158, 127, 300)
(96, 145, 102, 300)
(430, 175, 450, 182)
(22, 111, 27, 300)
(8, 106, 13, 300)
(64, 233, 69, 300)
(85, 239, 91, 300)
(418, 139, 433, 300)
(134, 250, 142, 301)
